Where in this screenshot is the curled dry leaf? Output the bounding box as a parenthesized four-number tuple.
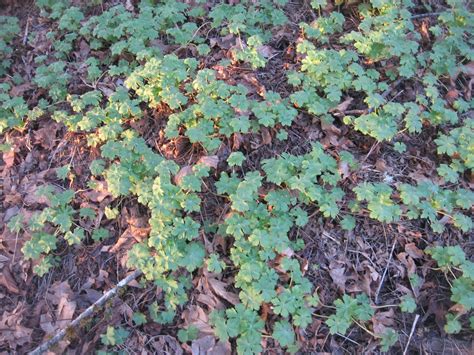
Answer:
(197, 155, 219, 169)
(207, 277, 240, 306)
(261, 127, 272, 145)
(2, 149, 15, 169)
(329, 97, 353, 114)
(329, 267, 347, 293)
(174, 165, 194, 185)
(257, 45, 275, 59)
(0, 267, 20, 294)
(405, 243, 424, 259)
(338, 160, 350, 180)
(182, 305, 214, 335)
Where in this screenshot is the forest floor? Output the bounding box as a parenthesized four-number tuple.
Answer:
(0, 0, 473, 354)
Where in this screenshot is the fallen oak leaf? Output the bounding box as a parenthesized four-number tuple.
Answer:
(207, 277, 240, 306)
(0, 266, 20, 294)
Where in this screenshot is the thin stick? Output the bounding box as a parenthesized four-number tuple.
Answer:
(374, 239, 397, 304)
(23, 17, 30, 45)
(29, 269, 142, 355)
(336, 332, 360, 346)
(411, 12, 441, 20)
(403, 314, 420, 355)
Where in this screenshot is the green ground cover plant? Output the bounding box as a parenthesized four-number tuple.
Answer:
(0, 0, 472, 353)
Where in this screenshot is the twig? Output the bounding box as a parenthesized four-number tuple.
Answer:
(335, 332, 360, 346)
(403, 314, 420, 355)
(23, 17, 30, 45)
(374, 239, 397, 304)
(411, 12, 441, 20)
(361, 141, 380, 164)
(29, 269, 142, 355)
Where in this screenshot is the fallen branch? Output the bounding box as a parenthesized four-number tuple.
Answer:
(29, 269, 142, 355)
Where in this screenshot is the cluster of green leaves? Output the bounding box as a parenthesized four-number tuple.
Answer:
(100, 326, 129, 347)
(79, 2, 189, 59)
(435, 119, 474, 183)
(126, 56, 296, 151)
(0, 16, 20, 76)
(262, 143, 346, 218)
(10, 185, 107, 276)
(209, 0, 288, 42)
(354, 183, 402, 223)
(96, 130, 209, 323)
(398, 181, 473, 232)
(1, 0, 292, 134)
(351, 181, 473, 232)
(291, 0, 473, 141)
(33, 60, 71, 102)
(0, 17, 45, 133)
(207, 144, 353, 352)
(327, 294, 373, 334)
(3, 1, 472, 353)
(233, 35, 267, 69)
(0, 83, 44, 133)
(427, 246, 474, 334)
(326, 293, 400, 351)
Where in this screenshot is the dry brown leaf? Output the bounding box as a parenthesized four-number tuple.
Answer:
(375, 159, 388, 172)
(338, 161, 350, 180)
(55, 295, 77, 329)
(0, 303, 33, 349)
(0, 267, 20, 294)
(462, 61, 474, 77)
(232, 132, 243, 150)
(261, 127, 272, 145)
(445, 88, 459, 105)
(9, 82, 32, 97)
(207, 277, 239, 305)
(181, 305, 214, 335)
(125, 0, 134, 11)
(174, 165, 193, 185)
(209, 340, 232, 355)
(149, 335, 183, 354)
(329, 97, 353, 114)
(32, 121, 59, 149)
(372, 308, 395, 336)
(198, 155, 219, 169)
(83, 180, 111, 203)
(191, 335, 216, 355)
(257, 45, 275, 58)
(320, 120, 341, 136)
(281, 247, 294, 258)
(405, 243, 424, 259)
(2, 149, 15, 168)
(329, 267, 347, 292)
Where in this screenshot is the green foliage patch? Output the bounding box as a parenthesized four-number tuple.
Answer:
(1, 0, 473, 353)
